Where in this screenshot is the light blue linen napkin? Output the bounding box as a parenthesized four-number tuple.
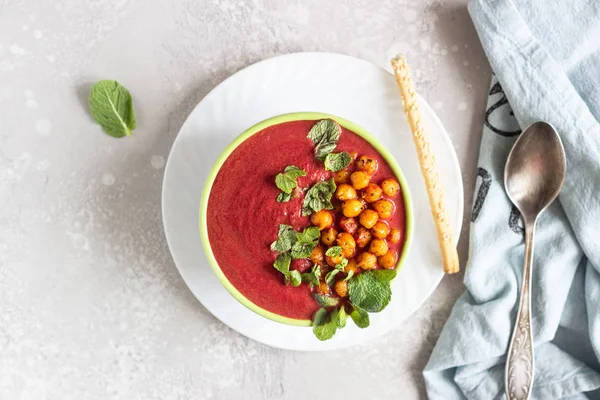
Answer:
(424, 0, 600, 398)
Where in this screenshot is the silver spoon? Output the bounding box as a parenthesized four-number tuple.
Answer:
(504, 121, 566, 400)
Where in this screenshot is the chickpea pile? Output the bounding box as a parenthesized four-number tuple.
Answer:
(309, 155, 403, 298)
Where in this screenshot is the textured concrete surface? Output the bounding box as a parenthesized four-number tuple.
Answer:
(0, 0, 491, 399)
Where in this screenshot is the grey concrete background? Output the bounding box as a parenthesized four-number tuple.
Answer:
(0, 0, 491, 398)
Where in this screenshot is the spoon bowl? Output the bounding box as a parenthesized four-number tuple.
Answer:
(504, 121, 567, 223)
(503, 121, 566, 400)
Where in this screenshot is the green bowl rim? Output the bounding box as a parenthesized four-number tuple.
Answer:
(199, 112, 414, 327)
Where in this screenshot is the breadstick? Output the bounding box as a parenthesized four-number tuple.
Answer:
(391, 55, 460, 274)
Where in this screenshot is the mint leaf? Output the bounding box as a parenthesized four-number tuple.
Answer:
(372, 269, 397, 282)
(336, 258, 349, 270)
(277, 192, 292, 202)
(307, 119, 342, 160)
(349, 305, 370, 328)
(325, 269, 340, 286)
(302, 265, 321, 288)
(325, 246, 343, 257)
(89, 80, 136, 138)
(348, 271, 392, 313)
(343, 269, 355, 281)
(273, 253, 291, 275)
(275, 165, 306, 200)
(289, 270, 302, 287)
(270, 224, 297, 253)
(301, 179, 337, 216)
(312, 293, 340, 307)
(324, 152, 352, 172)
(298, 226, 321, 243)
(284, 165, 306, 179)
(312, 308, 337, 341)
(291, 241, 314, 259)
(313, 308, 339, 341)
(336, 306, 347, 328)
(291, 226, 321, 259)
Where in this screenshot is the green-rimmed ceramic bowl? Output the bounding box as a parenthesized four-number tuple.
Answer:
(199, 112, 414, 326)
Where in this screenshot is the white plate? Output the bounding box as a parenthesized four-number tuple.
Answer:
(162, 52, 463, 351)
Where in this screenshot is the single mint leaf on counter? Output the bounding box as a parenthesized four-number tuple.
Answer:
(324, 152, 352, 172)
(307, 119, 342, 160)
(348, 271, 392, 313)
(325, 269, 340, 286)
(312, 293, 340, 308)
(276, 192, 292, 202)
(270, 224, 297, 253)
(88, 80, 136, 138)
(302, 265, 321, 288)
(301, 179, 337, 216)
(289, 270, 302, 287)
(372, 269, 397, 282)
(273, 253, 291, 275)
(336, 306, 347, 328)
(313, 308, 337, 341)
(325, 246, 343, 257)
(349, 305, 370, 328)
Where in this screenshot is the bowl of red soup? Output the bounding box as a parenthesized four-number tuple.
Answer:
(200, 113, 413, 340)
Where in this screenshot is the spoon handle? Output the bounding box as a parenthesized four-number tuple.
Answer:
(505, 223, 535, 400)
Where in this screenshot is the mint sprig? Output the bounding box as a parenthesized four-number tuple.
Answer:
(301, 264, 321, 288)
(301, 179, 337, 216)
(271, 226, 321, 284)
(324, 152, 352, 172)
(275, 165, 306, 202)
(307, 119, 342, 160)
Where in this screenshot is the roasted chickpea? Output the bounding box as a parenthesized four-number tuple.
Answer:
(358, 209, 379, 229)
(337, 233, 356, 257)
(373, 199, 394, 219)
(310, 210, 333, 230)
(388, 228, 401, 243)
(381, 178, 400, 197)
(326, 254, 344, 268)
(334, 280, 348, 297)
(350, 171, 370, 190)
(355, 227, 373, 248)
(333, 170, 351, 184)
(321, 227, 338, 246)
(336, 183, 357, 201)
(309, 245, 325, 265)
(369, 238, 389, 257)
(344, 258, 359, 275)
(378, 250, 399, 269)
(356, 156, 378, 175)
(317, 281, 330, 294)
(339, 216, 358, 234)
(342, 199, 363, 218)
(371, 221, 390, 239)
(357, 252, 377, 270)
(361, 183, 383, 203)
